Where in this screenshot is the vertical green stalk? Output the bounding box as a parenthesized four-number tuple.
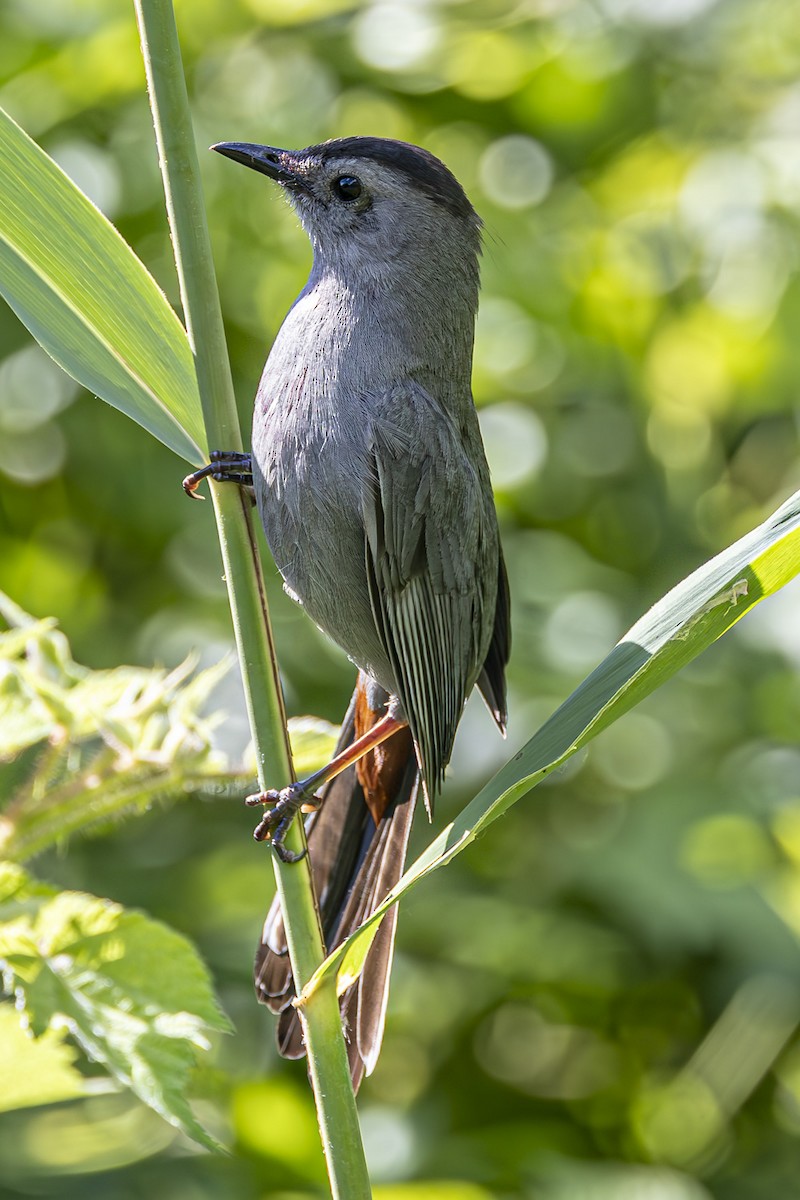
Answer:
(133, 1, 370, 1193)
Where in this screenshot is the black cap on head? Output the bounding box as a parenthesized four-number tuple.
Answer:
(306, 136, 477, 222)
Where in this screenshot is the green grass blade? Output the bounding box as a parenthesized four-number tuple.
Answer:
(0, 107, 203, 463)
(301, 487, 800, 1001)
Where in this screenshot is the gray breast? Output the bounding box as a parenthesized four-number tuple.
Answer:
(251, 364, 399, 696)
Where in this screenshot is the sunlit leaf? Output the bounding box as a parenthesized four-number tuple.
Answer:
(0, 107, 204, 463)
(0, 863, 229, 1150)
(288, 716, 339, 777)
(0, 594, 245, 863)
(302, 487, 800, 1001)
(0, 1004, 98, 1112)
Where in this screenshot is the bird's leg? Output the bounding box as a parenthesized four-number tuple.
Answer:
(182, 450, 254, 499)
(246, 712, 409, 863)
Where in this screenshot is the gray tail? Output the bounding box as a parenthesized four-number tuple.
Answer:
(254, 689, 419, 1090)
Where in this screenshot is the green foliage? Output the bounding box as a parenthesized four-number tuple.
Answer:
(0, 591, 245, 862)
(0, 1005, 92, 1112)
(0, 589, 344, 1156)
(0, 108, 203, 464)
(288, 717, 339, 778)
(0, 594, 248, 1149)
(2, 0, 800, 1195)
(0, 862, 229, 1150)
(311, 488, 800, 999)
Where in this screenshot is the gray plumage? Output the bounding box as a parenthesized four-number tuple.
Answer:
(214, 135, 509, 1084)
(239, 136, 506, 801)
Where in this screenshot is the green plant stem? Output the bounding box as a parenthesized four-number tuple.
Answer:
(133, 2, 370, 1192)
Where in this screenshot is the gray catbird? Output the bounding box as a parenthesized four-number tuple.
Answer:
(187, 137, 510, 1088)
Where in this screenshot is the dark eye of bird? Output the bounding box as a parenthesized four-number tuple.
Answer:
(332, 175, 362, 201)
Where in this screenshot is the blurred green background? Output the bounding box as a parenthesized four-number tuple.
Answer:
(2, 0, 800, 1196)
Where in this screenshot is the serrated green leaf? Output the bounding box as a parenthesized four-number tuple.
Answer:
(301, 487, 800, 1003)
(0, 864, 230, 1150)
(0, 602, 243, 861)
(0, 107, 204, 463)
(0, 1004, 96, 1111)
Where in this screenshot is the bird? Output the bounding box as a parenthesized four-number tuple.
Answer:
(189, 136, 510, 1089)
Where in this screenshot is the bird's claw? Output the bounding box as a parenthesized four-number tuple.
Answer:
(246, 782, 321, 863)
(182, 450, 254, 499)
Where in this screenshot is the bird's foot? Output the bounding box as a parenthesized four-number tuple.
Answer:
(182, 450, 254, 499)
(245, 782, 322, 863)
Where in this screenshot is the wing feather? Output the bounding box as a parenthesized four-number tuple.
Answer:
(363, 384, 499, 809)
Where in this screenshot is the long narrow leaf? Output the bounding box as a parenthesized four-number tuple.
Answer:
(301, 487, 800, 1003)
(0, 107, 203, 462)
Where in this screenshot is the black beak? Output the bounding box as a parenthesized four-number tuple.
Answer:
(211, 142, 305, 189)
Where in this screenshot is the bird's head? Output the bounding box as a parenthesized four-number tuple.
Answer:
(212, 136, 481, 293)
